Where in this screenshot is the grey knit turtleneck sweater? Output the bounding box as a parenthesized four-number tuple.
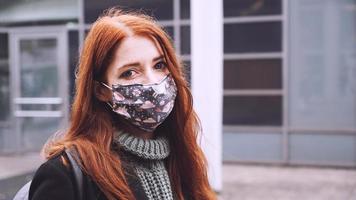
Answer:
(113, 131, 174, 200)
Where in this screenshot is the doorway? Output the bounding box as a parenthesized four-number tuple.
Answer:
(8, 26, 69, 153)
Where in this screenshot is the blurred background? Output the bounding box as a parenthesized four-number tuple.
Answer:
(0, 0, 355, 199)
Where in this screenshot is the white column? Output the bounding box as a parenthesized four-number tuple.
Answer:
(191, 0, 223, 192)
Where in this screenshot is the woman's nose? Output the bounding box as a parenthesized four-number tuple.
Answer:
(141, 70, 165, 85)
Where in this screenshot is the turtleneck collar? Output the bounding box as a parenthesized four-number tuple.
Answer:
(113, 131, 170, 160)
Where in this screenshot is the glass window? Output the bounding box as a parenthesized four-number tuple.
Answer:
(182, 60, 191, 86)
(289, 0, 356, 129)
(223, 132, 282, 161)
(163, 26, 174, 41)
(224, 22, 282, 53)
(22, 117, 60, 151)
(19, 39, 58, 97)
(0, 33, 9, 121)
(0, 33, 8, 58)
(224, 59, 282, 89)
(180, 0, 190, 19)
(290, 133, 356, 164)
(84, 0, 174, 23)
(223, 96, 282, 125)
(68, 30, 79, 105)
(180, 25, 190, 55)
(224, 0, 282, 17)
(0, 0, 78, 25)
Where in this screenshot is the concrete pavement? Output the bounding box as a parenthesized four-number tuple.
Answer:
(0, 153, 43, 200)
(220, 164, 356, 200)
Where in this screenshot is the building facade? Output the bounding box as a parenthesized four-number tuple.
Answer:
(0, 0, 355, 180)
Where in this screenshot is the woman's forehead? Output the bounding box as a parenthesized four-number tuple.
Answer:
(113, 35, 164, 67)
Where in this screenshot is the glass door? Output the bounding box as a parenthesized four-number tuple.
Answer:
(9, 27, 69, 152)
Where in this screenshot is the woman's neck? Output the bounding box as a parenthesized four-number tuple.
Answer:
(116, 120, 154, 140)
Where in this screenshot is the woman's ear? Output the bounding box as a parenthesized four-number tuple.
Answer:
(94, 81, 112, 102)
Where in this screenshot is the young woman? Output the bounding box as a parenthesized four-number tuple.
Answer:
(29, 8, 216, 200)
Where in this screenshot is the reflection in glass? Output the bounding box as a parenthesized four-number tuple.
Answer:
(224, 0, 282, 17)
(68, 30, 79, 104)
(20, 39, 58, 97)
(163, 26, 174, 41)
(289, 0, 356, 129)
(180, 0, 190, 19)
(224, 59, 282, 89)
(223, 132, 282, 161)
(223, 96, 282, 125)
(0, 33, 9, 121)
(290, 133, 356, 164)
(84, 0, 173, 23)
(180, 26, 190, 55)
(17, 37, 62, 152)
(224, 22, 281, 53)
(21, 117, 59, 151)
(183, 60, 191, 86)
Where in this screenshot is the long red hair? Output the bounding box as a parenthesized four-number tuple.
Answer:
(44, 8, 216, 200)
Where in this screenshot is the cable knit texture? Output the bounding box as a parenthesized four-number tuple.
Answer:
(113, 131, 174, 200)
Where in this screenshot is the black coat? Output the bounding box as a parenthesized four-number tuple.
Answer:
(28, 151, 149, 200)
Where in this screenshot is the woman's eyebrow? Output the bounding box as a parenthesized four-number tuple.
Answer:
(153, 55, 164, 62)
(118, 55, 164, 70)
(119, 62, 140, 69)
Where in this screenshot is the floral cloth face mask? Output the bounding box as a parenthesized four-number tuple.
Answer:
(101, 74, 177, 132)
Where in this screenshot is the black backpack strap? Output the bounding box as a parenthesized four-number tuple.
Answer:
(64, 148, 83, 200)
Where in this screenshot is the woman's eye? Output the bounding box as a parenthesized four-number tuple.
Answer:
(154, 61, 167, 70)
(120, 70, 136, 78)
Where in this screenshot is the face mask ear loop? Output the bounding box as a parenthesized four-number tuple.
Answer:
(98, 81, 114, 109)
(106, 102, 114, 109)
(100, 82, 112, 90)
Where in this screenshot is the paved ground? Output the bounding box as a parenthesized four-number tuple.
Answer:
(220, 164, 356, 200)
(0, 153, 43, 180)
(1, 153, 356, 200)
(0, 153, 43, 200)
